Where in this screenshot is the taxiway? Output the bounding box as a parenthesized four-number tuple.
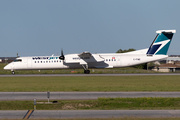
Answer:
(1, 110, 180, 119)
(1, 92, 180, 100)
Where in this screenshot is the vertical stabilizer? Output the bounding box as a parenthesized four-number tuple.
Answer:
(146, 30, 176, 56)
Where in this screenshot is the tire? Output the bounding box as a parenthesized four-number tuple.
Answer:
(84, 70, 90, 74)
(12, 71, 15, 75)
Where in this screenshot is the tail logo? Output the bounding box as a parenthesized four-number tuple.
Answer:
(147, 30, 176, 56)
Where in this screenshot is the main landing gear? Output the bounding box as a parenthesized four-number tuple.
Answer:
(11, 71, 15, 75)
(84, 70, 90, 74)
(81, 64, 90, 74)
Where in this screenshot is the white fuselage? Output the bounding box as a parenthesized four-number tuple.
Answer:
(4, 29, 175, 74)
(4, 48, 168, 71)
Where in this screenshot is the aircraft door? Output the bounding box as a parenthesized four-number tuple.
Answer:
(116, 57, 121, 66)
(27, 58, 32, 68)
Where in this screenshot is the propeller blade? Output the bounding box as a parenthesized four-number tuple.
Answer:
(61, 49, 64, 56)
(59, 49, 65, 60)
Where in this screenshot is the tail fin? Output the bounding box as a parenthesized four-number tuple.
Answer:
(146, 30, 176, 56)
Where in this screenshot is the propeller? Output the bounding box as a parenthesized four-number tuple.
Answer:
(59, 49, 65, 60)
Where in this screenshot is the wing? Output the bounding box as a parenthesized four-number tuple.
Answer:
(65, 51, 104, 64)
(78, 51, 92, 57)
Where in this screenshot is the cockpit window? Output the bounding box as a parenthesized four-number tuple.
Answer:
(14, 59, 22, 62)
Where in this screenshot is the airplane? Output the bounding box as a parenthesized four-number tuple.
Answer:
(4, 30, 176, 75)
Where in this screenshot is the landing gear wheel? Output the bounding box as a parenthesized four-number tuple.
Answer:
(12, 71, 15, 75)
(82, 64, 90, 74)
(84, 70, 90, 74)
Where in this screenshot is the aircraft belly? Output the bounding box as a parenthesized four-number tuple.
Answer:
(63, 62, 109, 69)
(63, 63, 82, 69)
(88, 62, 109, 68)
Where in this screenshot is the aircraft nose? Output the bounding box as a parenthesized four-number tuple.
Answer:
(4, 64, 11, 70)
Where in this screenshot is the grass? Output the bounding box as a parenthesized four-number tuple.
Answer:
(1, 97, 180, 110)
(0, 76, 180, 92)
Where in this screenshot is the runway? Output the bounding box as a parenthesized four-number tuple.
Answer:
(1, 92, 180, 100)
(1, 110, 180, 119)
(0, 73, 180, 77)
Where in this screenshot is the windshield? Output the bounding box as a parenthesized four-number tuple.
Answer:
(14, 59, 22, 62)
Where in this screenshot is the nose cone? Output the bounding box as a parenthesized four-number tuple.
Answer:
(4, 64, 11, 70)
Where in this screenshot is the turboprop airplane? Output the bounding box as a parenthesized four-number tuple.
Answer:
(4, 30, 176, 74)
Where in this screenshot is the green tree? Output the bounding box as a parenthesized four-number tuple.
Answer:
(116, 48, 136, 53)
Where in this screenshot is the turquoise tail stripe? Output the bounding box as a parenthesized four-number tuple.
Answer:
(155, 40, 171, 55)
(155, 33, 169, 43)
(147, 30, 175, 55)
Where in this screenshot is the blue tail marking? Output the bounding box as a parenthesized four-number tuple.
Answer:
(146, 30, 175, 56)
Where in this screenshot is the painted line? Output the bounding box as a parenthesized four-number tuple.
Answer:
(23, 110, 34, 119)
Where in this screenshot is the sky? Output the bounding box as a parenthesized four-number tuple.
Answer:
(0, 0, 180, 57)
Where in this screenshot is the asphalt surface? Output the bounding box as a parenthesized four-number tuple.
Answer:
(1, 92, 180, 101)
(1, 73, 180, 118)
(1, 110, 180, 119)
(0, 73, 180, 77)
